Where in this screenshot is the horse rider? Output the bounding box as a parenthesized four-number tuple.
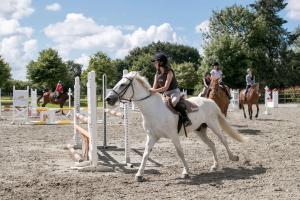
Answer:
(149, 52, 192, 127)
(210, 62, 232, 99)
(244, 68, 255, 101)
(200, 72, 211, 97)
(55, 80, 64, 100)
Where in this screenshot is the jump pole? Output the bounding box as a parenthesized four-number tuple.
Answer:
(102, 73, 107, 148)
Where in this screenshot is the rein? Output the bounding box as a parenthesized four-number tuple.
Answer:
(112, 77, 151, 103)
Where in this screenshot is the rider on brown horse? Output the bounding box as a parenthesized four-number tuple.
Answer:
(244, 68, 255, 101)
(55, 80, 64, 100)
(207, 62, 232, 100)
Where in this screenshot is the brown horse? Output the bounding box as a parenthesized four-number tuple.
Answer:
(208, 77, 230, 116)
(239, 83, 260, 120)
(37, 91, 70, 115)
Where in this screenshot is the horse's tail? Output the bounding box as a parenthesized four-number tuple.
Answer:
(218, 112, 248, 143)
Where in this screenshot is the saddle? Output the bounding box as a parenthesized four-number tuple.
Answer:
(163, 94, 199, 137)
(164, 95, 199, 114)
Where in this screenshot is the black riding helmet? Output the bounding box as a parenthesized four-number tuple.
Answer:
(152, 52, 168, 67)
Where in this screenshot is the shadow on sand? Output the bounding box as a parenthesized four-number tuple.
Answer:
(256, 118, 287, 122)
(96, 146, 161, 174)
(176, 166, 267, 186)
(238, 128, 261, 135)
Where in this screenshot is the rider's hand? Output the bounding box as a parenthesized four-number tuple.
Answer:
(149, 88, 157, 95)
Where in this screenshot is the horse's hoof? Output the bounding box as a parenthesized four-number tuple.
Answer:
(210, 165, 218, 172)
(181, 174, 190, 179)
(230, 155, 239, 161)
(135, 176, 144, 182)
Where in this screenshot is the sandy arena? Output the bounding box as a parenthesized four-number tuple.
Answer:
(0, 105, 299, 200)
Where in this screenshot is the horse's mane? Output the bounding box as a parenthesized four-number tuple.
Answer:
(132, 72, 151, 89)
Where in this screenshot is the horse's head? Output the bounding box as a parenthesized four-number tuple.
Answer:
(210, 77, 220, 90)
(105, 71, 151, 106)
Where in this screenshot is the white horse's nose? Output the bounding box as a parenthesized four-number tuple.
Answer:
(105, 93, 118, 106)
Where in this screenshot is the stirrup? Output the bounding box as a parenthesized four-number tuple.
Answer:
(183, 119, 192, 127)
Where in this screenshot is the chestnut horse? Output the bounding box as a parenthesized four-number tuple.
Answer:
(239, 83, 260, 120)
(208, 77, 230, 116)
(37, 91, 70, 115)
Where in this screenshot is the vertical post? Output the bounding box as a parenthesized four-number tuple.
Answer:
(26, 86, 29, 121)
(31, 89, 37, 117)
(87, 71, 98, 166)
(272, 90, 278, 108)
(0, 88, 1, 116)
(73, 77, 81, 146)
(12, 85, 15, 124)
(67, 88, 72, 116)
(102, 74, 107, 148)
(264, 86, 269, 115)
(122, 69, 130, 164)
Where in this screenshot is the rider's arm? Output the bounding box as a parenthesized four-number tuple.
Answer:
(152, 74, 158, 89)
(203, 78, 208, 87)
(152, 71, 173, 93)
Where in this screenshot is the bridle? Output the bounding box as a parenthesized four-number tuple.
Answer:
(111, 77, 151, 103)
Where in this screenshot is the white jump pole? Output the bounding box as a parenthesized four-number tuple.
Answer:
(73, 77, 82, 147)
(264, 86, 270, 115)
(123, 69, 130, 164)
(102, 73, 107, 148)
(87, 71, 98, 166)
(66, 88, 72, 117)
(30, 89, 37, 117)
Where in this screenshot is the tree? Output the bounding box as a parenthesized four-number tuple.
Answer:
(126, 41, 201, 67)
(83, 52, 117, 89)
(26, 48, 69, 90)
(130, 54, 155, 84)
(0, 55, 11, 89)
(249, 0, 290, 87)
(113, 59, 129, 81)
(125, 42, 201, 86)
(200, 5, 255, 89)
(172, 62, 199, 92)
(200, 1, 292, 89)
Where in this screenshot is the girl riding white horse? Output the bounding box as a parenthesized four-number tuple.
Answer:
(105, 71, 248, 182)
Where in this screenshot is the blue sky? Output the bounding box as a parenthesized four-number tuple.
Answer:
(1, 0, 299, 80)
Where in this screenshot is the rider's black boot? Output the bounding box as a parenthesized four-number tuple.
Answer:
(175, 102, 192, 127)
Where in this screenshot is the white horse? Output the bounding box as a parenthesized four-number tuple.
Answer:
(105, 72, 248, 182)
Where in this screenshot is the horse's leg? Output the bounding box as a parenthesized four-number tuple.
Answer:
(135, 135, 157, 182)
(255, 103, 259, 118)
(248, 104, 252, 120)
(60, 103, 65, 115)
(170, 135, 190, 178)
(195, 128, 219, 171)
(242, 103, 247, 118)
(207, 121, 239, 162)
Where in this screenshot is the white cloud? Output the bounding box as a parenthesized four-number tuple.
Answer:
(0, 0, 34, 19)
(0, 18, 33, 36)
(74, 54, 90, 70)
(46, 3, 62, 12)
(44, 13, 179, 58)
(0, 36, 37, 79)
(287, 0, 300, 20)
(195, 20, 210, 34)
(0, 0, 36, 80)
